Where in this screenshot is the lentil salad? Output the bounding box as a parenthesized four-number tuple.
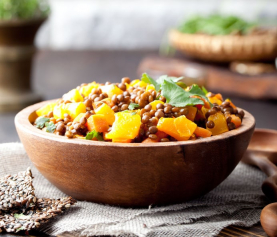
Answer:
(34, 73, 245, 143)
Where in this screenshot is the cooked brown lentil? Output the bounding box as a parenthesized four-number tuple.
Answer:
(34, 76, 245, 143)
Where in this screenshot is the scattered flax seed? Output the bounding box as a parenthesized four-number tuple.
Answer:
(0, 168, 36, 213)
(0, 169, 76, 233)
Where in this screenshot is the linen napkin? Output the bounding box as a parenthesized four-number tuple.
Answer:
(0, 143, 268, 237)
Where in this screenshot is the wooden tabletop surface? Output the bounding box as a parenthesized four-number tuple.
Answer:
(0, 50, 275, 236)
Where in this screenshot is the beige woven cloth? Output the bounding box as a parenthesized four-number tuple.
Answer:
(0, 143, 268, 237)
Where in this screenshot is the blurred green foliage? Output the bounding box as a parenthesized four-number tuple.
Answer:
(178, 15, 257, 35)
(0, 0, 49, 20)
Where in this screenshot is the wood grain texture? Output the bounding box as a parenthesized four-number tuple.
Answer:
(15, 100, 255, 207)
(169, 29, 277, 62)
(138, 55, 277, 100)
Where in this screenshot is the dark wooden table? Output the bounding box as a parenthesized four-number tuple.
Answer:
(0, 50, 275, 236)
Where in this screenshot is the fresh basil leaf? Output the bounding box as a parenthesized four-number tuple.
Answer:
(161, 80, 203, 107)
(86, 130, 104, 141)
(141, 73, 160, 91)
(128, 103, 139, 110)
(45, 122, 56, 133)
(35, 117, 50, 129)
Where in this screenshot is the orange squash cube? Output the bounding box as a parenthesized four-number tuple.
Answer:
(95, 103, 115, 125)
(157, 116, 196, 141)
(105, 112, 141, 140)
(194, 127, 212, 138)
(87, 114, 109, 133)
(230, 115, 242, 128)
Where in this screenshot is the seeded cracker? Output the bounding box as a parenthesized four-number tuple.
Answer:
(0, 168, 36, 212)
(0, 197, 76, 233)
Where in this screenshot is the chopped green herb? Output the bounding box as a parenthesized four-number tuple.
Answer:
(45, 122, 56, 133)
(141, 73, 160, 91)
(35, 116, 50, 129)
(131, 112, 137, 116)
(86, 130, 104, 141)
(128, 103, 140, 110)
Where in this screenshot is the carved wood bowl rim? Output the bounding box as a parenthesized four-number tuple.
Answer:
(15, 99, 255, 148)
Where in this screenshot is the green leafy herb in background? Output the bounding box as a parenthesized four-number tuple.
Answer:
(128, 103, 140, 110)
(0, 0, 49, 20)
(86, 130, 104, 141)
(45, 121, 56, 133)
(178, 15, 256, 36)
(35, 116, 49, 129)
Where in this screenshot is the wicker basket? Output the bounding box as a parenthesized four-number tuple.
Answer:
(169, 29, 277, 62)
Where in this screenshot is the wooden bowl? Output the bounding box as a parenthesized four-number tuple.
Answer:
(15, 100, 255, 207)
(169, 29, 277, 62)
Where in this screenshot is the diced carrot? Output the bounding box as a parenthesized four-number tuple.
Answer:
(142, 138, 158, 143)
(194, 127, 212, 138)
(230, 115, 242, 128)
(226, 99, 237, 109)
(190, 96, 211, 109)
(87, 114, 109, 133)
(112, 138, 132, 143)
(214, 93, 223, 101)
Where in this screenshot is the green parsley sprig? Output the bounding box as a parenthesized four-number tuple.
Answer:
(86, 130, 104, 141)
(128, 103, 140, 110)
(45, 122, 56, 133)
(35, 117, 50, 129)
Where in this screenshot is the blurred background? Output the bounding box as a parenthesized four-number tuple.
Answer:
(0, 0, 277, 143)
(38, 0, 277, 50)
